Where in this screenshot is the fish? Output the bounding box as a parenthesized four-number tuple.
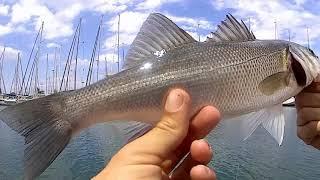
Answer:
(1, 13, 320, 179)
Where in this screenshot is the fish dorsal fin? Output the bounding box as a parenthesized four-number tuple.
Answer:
(207, 14, 256, 42)
(123, 13, 196, 69)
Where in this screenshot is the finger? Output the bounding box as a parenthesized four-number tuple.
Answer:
(301, 81, 320, 93)
(297, 121, 320, 142)
(297, 107, 320, 126)
(295, 92, 320, 110)
(190, 165, 216, 180)
(169, 139, 213, 179)
(174, 106, 220, 160)
(167, 107, 220, 173)
(190, 106, 221, 139)
(126, 89, 191, 164)
(310, 136, 320, 149)
(190, 139, 212, 164)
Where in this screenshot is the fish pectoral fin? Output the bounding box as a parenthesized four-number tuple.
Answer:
(110, 121, 152, 145)
(206, 14, 256, 42)
(123, 13, 196, 70)
(227, 104, 285, 146)
(258, 71, 290, 95)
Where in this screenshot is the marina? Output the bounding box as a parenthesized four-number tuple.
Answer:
(0, 1, 319, 179)
(0, 14, 122, 106)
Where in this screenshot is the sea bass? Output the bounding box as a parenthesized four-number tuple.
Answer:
(1, 13, 320, 179)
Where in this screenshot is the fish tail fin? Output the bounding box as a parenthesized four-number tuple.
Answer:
(0, 93, 73, 180)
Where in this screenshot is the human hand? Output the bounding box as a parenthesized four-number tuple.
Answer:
(93, 89, 221, 180)
(296, 80, 320, 149)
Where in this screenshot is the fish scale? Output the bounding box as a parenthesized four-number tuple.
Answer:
(65, 41, 289, 119)
(0, 13, 319, 180)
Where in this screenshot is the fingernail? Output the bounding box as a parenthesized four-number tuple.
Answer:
(205, 167, 212, 175)
(200, 165, 212, 175)
(165, 90, 184, 113)
(200, 139, 211, 151)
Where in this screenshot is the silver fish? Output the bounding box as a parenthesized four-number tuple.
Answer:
(1, 13, 319, 179)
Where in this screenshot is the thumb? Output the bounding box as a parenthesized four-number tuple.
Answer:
(130, 89, 191, 162)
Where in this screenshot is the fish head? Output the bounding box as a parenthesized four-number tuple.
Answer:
(259, 42, 320, 96)
(288, 43, 320, 87)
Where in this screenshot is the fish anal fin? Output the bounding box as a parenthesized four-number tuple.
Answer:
(262, 105, 285, 146)
(227, 104, 285, 145)
(111, 121, 152, 145)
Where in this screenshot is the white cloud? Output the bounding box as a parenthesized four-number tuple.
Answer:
(0, 4, 9, 16)
(3, 0, 145, 39)
(0, 45, 21, 61)
(2, 0, 188, 39)
(9, 0, 80, 39)
(210, 0, 320, 47)
(104, 11, 149, 49)
(46, 42, 61, 48)
(136, 0, 181, 10)
(294, 0, 307, 6)
(1, 0, 188, 41)
(166, 14, 214, 41)
(108, 11, 149, 35)
(104, 11, 214, 50)
(186, 31, 209, 42)
(40, 0, 134, 13)
(0, 24, 12, 36)
(167, 14, 214, 30)
(100, 53, 119, 63)
(93, 1, 128, 13)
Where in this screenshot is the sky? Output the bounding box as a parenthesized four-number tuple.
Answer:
(0, 0, 320, 94)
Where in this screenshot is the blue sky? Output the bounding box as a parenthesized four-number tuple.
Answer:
(0, 0, 320, 94)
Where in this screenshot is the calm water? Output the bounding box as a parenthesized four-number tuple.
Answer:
(1, 107, 320, 180)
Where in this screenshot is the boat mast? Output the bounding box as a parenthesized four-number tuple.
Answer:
(34, 50, 39, 96)
(96, 58, 99, 81)
(306, 26, 310, 49)
(46, 53, 48, 95)
(117, 14, 120, 72)
(122, 43, 125, 65)
(55, 46, 59, 93)
(86, 16, 103, 86)
(0, 47, 6, 94)
(10, 52, 22, 94)
(105, 56, 108, 77)
(60, 19, 81, 91)
(197, 23, 200, 41)
(53, 47, 56, 92)
(274, 20, 277, 40)
(74, 18, 82, 90)
(16, 53, 22, 94)
(20, 22, 43, 95)
(97, 16, 102, 82)
(35, 22, 43, 96)
(48, 71, 51, 94)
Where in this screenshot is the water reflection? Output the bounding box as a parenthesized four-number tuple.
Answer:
(0, 108, 320, 180)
